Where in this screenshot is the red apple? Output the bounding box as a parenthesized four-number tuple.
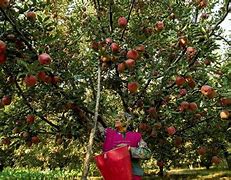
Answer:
(211, 156, 221, 165)
(139, 123, 148, 131)
(43, 75, 52, 84)
(0, 40, 6, 54)
(37, 71, 47, 81)
(147, 107, 157, 118)
(204, 59, 211, 65)
(166, 126, 176, 136)
(189, 102, 198, 111)
(105, 38, 112, 44)
(0, 0, 9, 8)
(175, 76, 185, 87)
(186, 47, 197, 59)
(26, 11, 36, 21)
(26, 115, 35, 124)
(127, 50, 139, 60)
(2, 137, 10, 145)
(128, 82, 139, 93)
(117, 63, 126, 73)
(31, 136, 40, 144)
(0, 54, 6, 64)
(125, 59, 135, 69)
(200, 85, 213, 96)
(197, 0, 208, 9)
(2, 95, 11, 106)
(220, 110, 230, 119)
(180, 101, 189, 111)
(197, 146, 206, 155)
(51, 76, 60, 84)
(179, 88, 187, 96)
(111, 43, 120, 53)
(91, 41, 99, 51)
(24, 75, 37, 87)
(220, 98, 231, 106)
(38, 53, 52, 65)
(155, 21, 164, 31)
(174, 136, 182, 147)
(118, 16, 127, 27)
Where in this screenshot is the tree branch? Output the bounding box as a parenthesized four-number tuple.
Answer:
(121, 0, 136, 40)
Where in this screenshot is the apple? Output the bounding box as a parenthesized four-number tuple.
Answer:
(91, 41, 99, 51)
(175, 76, 185, 87)
(43, 75, 52, 84)
(51, 76, 60, 84)
(26, 11, 36, 21)
(197, 0, 208, 9)
(155, 21, 164, 31)
(139, 123, 148, 131)
(143, 27, 153, 36)
(186, 47, 197, 59)
(179, 88, 187, 96)
(37, 71, 47, 81)
(189, 102, 198, 111)
(200, 13, 209, 19)
(2, 137, 10, 145)
(127, 50, 139, 60)
(207, 89, 216, 99)
(180, 101, 189, 111)
(0, 0, 9, 8)
(200, 85, 213, 96)
(38, 53, 52, 65)
(197, 146, 206, 155)
(31, 136, 40, 144)
(0, 40, 6, 54)
(118, 16, 127, 27)
(117, 63, 126, 73)
(24, 75, 37, 87)
(147, 107, 157, 118)
(220, 98, 231, 106)
(2, 95, 11, 105)
(26, 115, 35, 124)
(220, 110, 230, 119)
(136, 99, 144, 108)
(125, 59, 135, 69)
(174, 136, 182, 147)
(135, 44, 145, 52)
(111, 43, 120, 52)
(105, 38, 112, 44)
(0, 54, 6, 64)
(211, 156, 221, 165)
(179, 36, 187, 47)
(166, 126, 176, 136)
(128, 82, 139, 93)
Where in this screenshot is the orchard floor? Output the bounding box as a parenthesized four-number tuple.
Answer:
(0, 168, 230, 180)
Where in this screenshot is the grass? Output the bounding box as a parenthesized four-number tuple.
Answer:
(0, 167, 230, 179)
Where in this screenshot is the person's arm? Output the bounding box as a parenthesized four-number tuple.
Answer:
(130, 139, 152, 159)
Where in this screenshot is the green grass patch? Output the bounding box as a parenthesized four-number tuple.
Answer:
(0, 167, 230, 179)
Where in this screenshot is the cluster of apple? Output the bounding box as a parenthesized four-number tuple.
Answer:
(0, 40, 7, 64)
(219, 97, 231, 120)
(23, 53, 60, 87)
(197, 146, 222, 165)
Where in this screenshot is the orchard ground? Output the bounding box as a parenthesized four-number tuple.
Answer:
(0, 167, 231, 179)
